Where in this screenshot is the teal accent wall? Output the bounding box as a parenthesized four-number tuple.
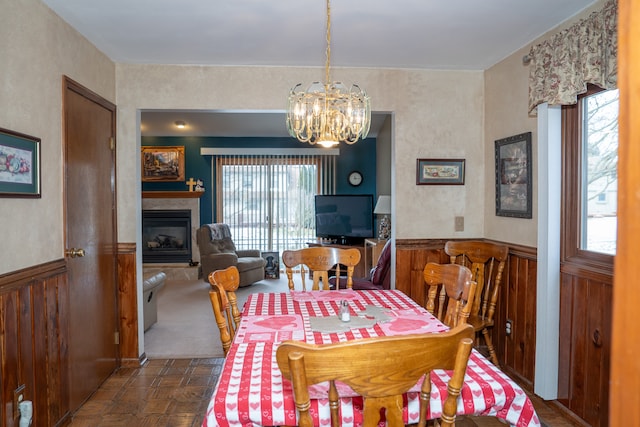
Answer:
(141, 136, 377, 225)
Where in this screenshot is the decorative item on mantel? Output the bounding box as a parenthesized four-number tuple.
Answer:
(374, 195, 391, 239)
(285, 0, 370, 147)
(186, 177, 205, 192)
(186, 177, 197, 192)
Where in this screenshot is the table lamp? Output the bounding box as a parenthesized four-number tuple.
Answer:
(373, 195, 391, 239)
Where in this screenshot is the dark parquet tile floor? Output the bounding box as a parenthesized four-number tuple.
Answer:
(67, 357, 579, 427)
(68, 358, 224, 427)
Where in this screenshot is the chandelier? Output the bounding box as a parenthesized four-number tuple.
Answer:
(286, 0, 371, 147)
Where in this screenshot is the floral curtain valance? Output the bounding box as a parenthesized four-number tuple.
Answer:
(528, 0, 618, 114)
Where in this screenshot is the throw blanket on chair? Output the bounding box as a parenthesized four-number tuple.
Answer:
(207, 223, 232, 240)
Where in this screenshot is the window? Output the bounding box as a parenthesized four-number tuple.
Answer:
(215, 154, 337, 252)
(562, 86, 618, 264)
(580, 89, 618, 255)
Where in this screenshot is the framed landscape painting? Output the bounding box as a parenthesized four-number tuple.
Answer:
(141, 146, 185, 182)
(495, 132, 532, 218)
(0, 127, 41, 198)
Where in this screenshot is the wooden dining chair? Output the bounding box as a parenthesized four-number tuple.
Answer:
(423, 262, 477, 327)
(281, 247, 361, 291)
(276, 323, 475, 427)
(444, 240, 508, 366)
(207, 265, 241, 356)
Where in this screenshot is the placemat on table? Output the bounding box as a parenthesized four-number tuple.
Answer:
(308, 305, 392, 333)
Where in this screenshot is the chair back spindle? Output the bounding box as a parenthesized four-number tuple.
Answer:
(208, 265, 241, 356)
(423, 262, 477, 327)
(282, 247, 361, 291)
(444, 240, 508, 366)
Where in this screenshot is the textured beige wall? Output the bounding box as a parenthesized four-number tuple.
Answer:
(0, 0, 115, 274)
(1, 0, 608, 276)
(116, 66, 485, 246)
(483, 0, 608, 247)
(484, 49, 538, 246)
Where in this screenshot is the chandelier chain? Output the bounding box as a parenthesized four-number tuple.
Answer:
(325, 0, 331, 85)
(285, 0, 371, 146)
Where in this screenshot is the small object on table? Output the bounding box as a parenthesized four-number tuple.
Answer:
(339, 300, 350, 322)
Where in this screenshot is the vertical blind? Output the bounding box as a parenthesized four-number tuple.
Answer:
(212, 150, 337, 252)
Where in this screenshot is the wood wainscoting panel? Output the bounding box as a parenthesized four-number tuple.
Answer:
(394, 237, 612, 426)
(395, 239, 539, 393)
(395, 239, 449, 305)
(557, 271, 612, 427)
(0, 259, 70, 427)
(117, 242, 140, 366)
(498, 243, 537, 389)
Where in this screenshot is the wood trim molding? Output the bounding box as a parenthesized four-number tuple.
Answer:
(142, 191, 204, 199)
(117, 244, 139, 362)
(117, 242, 136, 253)
(396, 238, 537, 259)
(0, 259, 67, 291)
(395, 239, 449, 249)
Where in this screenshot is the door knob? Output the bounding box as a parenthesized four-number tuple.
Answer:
(65, 248, 86, 258)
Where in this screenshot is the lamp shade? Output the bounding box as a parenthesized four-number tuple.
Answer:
(374, 195, 391, 215)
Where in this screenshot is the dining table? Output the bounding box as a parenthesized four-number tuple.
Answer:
(202, 289, 541, 427)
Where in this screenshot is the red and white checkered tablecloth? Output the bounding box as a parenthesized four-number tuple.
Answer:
(203, 290, 541, 427)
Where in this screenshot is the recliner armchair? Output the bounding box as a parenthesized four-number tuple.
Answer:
(196, 223, 266, 287)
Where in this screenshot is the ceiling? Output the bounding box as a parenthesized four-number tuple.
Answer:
(41, 0, 597, 138)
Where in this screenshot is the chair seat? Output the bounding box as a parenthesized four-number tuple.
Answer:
(467, 314, 494, 331)
(329, 276, 383, 290)
(350, 278, 384, 290)
(236, 256, 266, 273)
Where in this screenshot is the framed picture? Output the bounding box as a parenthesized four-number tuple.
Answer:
(262, 251, 280, 279)
(0, 127, 41, 198)
(416, 159, 465, 185)
(495, 132, 532, 218)
(141, 146, 185, 182)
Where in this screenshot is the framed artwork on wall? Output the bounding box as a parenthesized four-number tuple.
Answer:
(0, 127, 41, 198)
(141, 146, 185, 182)
(495, 132, 532, 218)
(416, 158, 465, 185)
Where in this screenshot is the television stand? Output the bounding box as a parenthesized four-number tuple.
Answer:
(306, 239, 367, 279)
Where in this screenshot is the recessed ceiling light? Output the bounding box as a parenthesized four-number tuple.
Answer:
(175, 120, 186, 129)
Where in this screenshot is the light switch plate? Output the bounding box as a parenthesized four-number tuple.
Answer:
(454, 216, 464, 232)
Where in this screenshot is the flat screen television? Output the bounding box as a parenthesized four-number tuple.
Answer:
(314, 194, 374, 245)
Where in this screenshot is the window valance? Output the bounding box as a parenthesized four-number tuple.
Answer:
(527, 0, 617, 114)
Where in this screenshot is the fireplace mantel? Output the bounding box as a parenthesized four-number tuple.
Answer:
(142, 191, 204, 199)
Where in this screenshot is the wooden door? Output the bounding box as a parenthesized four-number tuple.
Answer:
(63, 77, 118, 412)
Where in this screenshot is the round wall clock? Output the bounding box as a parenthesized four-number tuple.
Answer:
(348, 170, 363, 187)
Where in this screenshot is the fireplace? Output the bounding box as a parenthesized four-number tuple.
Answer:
(142, 210, 192, 263)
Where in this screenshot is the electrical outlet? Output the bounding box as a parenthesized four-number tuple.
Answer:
(13, 384, 25, 420)
(454, 216, 464, 232)
(505, 319, 513, 336)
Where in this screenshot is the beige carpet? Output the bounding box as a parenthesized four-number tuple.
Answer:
(143, 276, 289, 359)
